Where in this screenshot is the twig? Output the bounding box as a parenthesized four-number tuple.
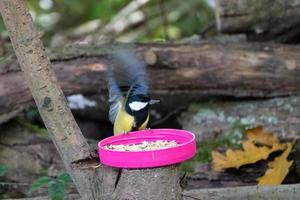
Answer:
(182, 194, 202, 200)
(151, 105, 187, 127)
(0, 1, 112, 199)
(0, 182, 32, 186)
(159, 0, 169, 40)
(92, 0, 150, 42)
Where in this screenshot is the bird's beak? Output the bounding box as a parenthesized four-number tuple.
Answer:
(149, 99, 160, 105)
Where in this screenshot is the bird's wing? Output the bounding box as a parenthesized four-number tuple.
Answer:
(111, 48, 149, 98)
(106, 68, 123, 123)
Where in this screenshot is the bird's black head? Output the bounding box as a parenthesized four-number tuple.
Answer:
(125, 94, 150, 114)
(125, 94, 160, 129)
(124, 94, 151, 128)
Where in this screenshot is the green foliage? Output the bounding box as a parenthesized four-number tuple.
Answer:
(180, 139, 239, 173)
(23, 0, 215, 43)
(48, 180, 66, 200)
(1, 0, 215, 42)
(0, 164, 8, 176)
(180, 121, 250, 173)
(25, 109, 41, 122)
(180, 139, 233, 173)
(29, 172, 72, 200)
(27, 0, 130, 28)
(29, 176, 52, 193)
(180, 160, 195, 173)
(15, 117, 47, 135)
(222, 121, 251, 148)
(197, 121, 250, 163)
(180, 137, 231, 173)
(57, 172, 72, 184)
(92, 0, 130, 21)
(0, 17, 5, 32)
(195, 139, 226, 163)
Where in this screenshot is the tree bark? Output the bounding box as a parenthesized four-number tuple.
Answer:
(0, 1, 117, 199)
(183, 184, 300, 200)
(178, 95, 300, 139)
(215, 0, 300, 43)
(112, 166, 182, 200)
(5, 183, 300, 200)
(2, 42, 300, 124)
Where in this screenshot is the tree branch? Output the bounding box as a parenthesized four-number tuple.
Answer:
(183, 184, 300, 200)
(0, 1, 117, 199)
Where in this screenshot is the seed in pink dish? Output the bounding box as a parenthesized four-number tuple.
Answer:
(104, 140, 178, 151)
(98, 129, 196, 169)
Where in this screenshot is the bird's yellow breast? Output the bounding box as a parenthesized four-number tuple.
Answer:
(113, 105, 150, 135)
(114, 107, 135, 135)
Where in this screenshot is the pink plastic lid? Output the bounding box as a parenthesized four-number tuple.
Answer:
(98, 129, 196, 169)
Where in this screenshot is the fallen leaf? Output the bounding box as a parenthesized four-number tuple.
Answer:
(257, 143, 293, 185)
(245, 126, 278, 146)
(212, 140, 286, 171)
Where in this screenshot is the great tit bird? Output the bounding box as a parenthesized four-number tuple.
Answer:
(106, 48, 159, 135)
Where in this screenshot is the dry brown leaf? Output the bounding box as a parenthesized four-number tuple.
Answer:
(245, 126, 278, 146)
(257, 143, 293, 185)
(212, 140, 286, 171)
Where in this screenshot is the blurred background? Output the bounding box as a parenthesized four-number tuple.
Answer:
(0, 0, 217, 140)
(0, 0, 215, 45)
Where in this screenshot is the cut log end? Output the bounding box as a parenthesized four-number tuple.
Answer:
(143, 49, 157, 65)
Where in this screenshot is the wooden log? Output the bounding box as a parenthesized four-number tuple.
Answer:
(2, 42, 300, 124)
(182, 184, 300, 200)
(185, 163, 264, 190)
(178, 95, 300, 139)
(215, 0, 300, 43)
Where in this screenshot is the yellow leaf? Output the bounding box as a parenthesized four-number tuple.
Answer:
(212, 141, 286, 171)
(257, 143, 293, 185)
(245, 126, 279, 146)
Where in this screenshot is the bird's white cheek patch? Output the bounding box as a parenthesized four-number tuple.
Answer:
(129, 101, 148, 111)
